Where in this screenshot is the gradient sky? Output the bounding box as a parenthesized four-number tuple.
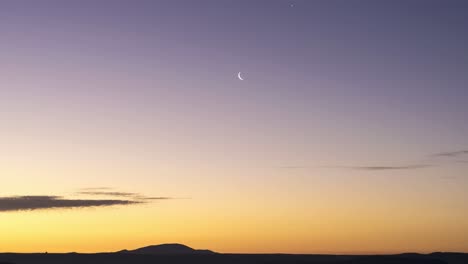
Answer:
(1, 0, 468, 254)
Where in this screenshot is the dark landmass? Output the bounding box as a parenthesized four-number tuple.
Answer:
(1, 244, 467, 264)
(118, 243, 215, 255)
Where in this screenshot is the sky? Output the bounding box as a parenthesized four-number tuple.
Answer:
(1, 0, 468, 254)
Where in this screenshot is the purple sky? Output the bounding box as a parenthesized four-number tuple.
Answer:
(1, 0, 468, 180)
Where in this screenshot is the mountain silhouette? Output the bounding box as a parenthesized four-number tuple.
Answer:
(118, 243, 216, 255)
(2, 251, 468, 264)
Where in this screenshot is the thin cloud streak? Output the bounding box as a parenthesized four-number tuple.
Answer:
(278, 149, 468, 172)
(79, 187, 113, 191)
(432, 150, 468, 157)
(277, 166, 309, 169)
(77, 191, 139, 197)
(138, 196, 176, 200)
(0, 196, 141, 212)
(76, 189, 175, 200)
(329, 164, 432, 171)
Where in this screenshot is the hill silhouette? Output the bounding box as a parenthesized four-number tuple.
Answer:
(1, 247, 468, 264)
(118, 243, 216, 255)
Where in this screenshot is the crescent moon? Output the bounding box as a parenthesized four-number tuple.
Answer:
(237, 72, 244, 81)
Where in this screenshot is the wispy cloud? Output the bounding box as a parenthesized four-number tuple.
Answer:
(77, 191, 139, 197)
(137, 196, 175, 200)
(440, 176, 458, 180)
(277, 164, 433, 171)
(432, 150, 468, 158)
(76, 188, 175, 201)
(79, 187, 113, 191)
(278, 149, 468, 172)
(330, 164, 431, 171)
(0, 196, 140, 212)
(277, 166, 309, 169)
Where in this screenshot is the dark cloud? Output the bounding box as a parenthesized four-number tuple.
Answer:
(332, 164, 431, 171)
(432, 150, 468, 157)
(0, 196, 141, 212)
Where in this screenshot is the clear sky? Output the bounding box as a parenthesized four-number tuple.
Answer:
(1, 0, 468, 254)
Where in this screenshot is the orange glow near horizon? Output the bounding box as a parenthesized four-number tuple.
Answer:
(2, 166, 468, 254)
